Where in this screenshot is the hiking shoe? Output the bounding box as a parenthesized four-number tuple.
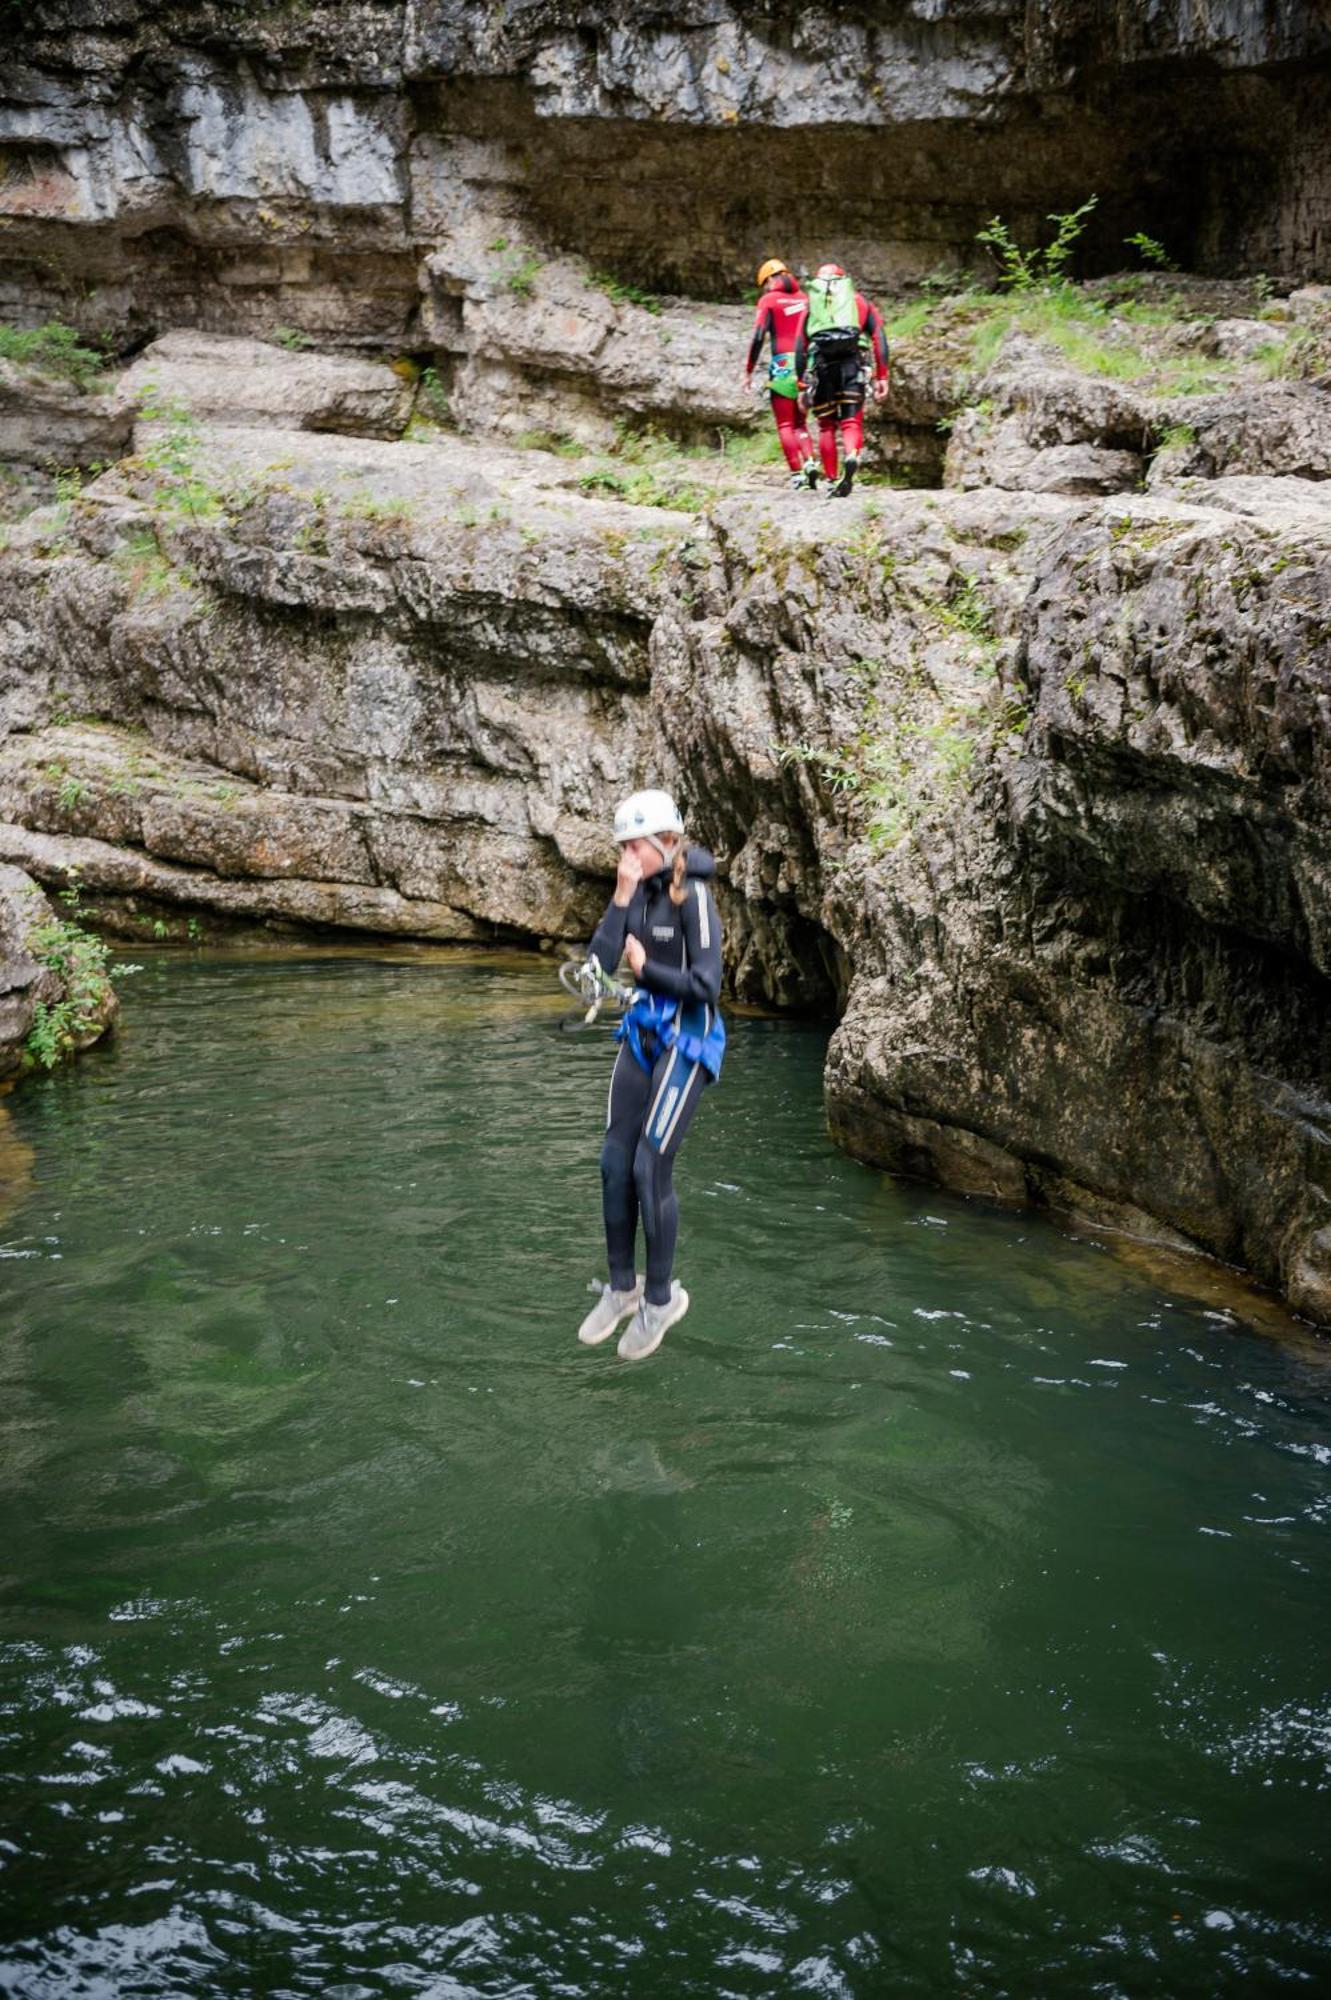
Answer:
(830, 454, 860, 498)
(618, 1281, 690, 1361)
(791, 459, 820, 491)
(578, 1276, 642, 1346)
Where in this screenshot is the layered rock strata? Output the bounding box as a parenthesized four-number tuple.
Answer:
(0, 409, 1326, 1320)
(652, 477, 1331, 1323)
(0, 427, 683, 942)
(1, 1, 1327, 378)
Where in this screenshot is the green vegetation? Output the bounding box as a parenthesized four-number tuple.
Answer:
(136, 389, 225, 519)
(485, 238, 543, 298)
(1125, 231, 1174, 271)
(514, 429, 585, 457)
(933, 573, 996, 651)
(0, 322, 107, 392)
(712, 424, 785, 468)
(51, 767, 89, 811)
(579, 464, 707, 511)
(591, 272, 664, 316)
(777, 697, 984, 853)
(775, 645, 998, 853)
(886, 198, 1256, 432)
(111, 526, 190, 600)
(337, 491, 415, 522)
(23, 881, 116, 1070)
(963, 283, 1205, 383)
(571, 418, 783, 512)
(506, 253, 542, 299)
(417, 364, 449, 423)
(976, 195, 1099, 292)
(271, 326, 312, 351)
(1252, 332, 1314, 380)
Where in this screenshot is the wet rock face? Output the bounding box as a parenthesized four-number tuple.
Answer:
(0, 865, 57, 1075)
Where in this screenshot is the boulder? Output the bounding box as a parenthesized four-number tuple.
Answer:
(119, 332, 416, 440)
(1147, 382, 1331, 484)
(945, 349, 1150, 493)
(0, 360, 133, 472)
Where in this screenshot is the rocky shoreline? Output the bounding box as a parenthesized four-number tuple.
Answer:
(0, 0, 1327, 1320)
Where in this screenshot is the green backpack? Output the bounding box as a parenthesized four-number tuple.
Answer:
(806, 272, 860, 342)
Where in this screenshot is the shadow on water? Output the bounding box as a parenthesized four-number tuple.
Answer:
(0, 950, 1327, 1997)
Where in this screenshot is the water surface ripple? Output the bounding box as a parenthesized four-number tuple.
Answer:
(0, 954, 1327, 1997)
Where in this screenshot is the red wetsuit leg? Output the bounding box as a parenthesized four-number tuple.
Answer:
(770, 394, 807, 472)
(818, 419, 840, 479)
(842, 412, 865, 458)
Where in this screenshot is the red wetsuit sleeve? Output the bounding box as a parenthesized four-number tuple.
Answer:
(858, 295, 890, 379)
(745, 297, 774, 373)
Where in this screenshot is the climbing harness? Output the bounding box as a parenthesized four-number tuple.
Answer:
(616, 990, 726, 1082)
(557, 953, 635, 1033)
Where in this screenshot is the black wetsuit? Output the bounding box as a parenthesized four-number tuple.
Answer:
(588, 850, 723, 1308)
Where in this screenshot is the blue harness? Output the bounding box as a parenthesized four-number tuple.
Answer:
(617, 990, 726, 1083)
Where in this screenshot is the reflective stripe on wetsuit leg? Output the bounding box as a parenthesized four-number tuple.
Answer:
(633, 1038, 710, 1305)
(601, 1044, 652, 1292)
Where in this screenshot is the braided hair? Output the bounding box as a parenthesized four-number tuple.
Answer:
(669, 840, 688, 907)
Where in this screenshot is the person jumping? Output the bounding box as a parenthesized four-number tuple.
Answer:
(743, 257, 820, 491)
(576, 789, 725, 1362)
(802, 262, 890, 498)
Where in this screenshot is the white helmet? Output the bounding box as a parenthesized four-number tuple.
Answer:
(613, 788, 684, 848)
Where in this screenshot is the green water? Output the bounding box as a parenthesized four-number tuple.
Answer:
(1, 954, 1327, 1999)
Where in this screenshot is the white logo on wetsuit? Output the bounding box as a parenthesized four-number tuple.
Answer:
(651, 925, 675, 940)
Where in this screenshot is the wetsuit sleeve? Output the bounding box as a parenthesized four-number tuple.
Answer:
(860, 296, 890, 380)
(744, 298, 772, 374)
(588, 891, 634, 973)
(639, 881, 722, 1005)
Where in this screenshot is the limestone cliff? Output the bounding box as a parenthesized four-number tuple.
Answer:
(0, 2, 1328, 1322)
(1, 1, 1328, 359)
(0, 383, 1326, 1316)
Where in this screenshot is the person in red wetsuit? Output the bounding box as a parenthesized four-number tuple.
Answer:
(742, 257, 820, 490)
(800, 263, 891, 498)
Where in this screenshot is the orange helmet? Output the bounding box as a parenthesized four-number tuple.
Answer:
(755, 257, 788, 286)
(816, 262, 846, 280)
